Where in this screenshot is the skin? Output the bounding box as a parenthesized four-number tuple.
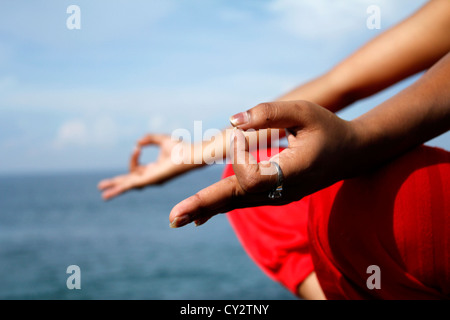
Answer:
(98, 0, 450, 300)
(169, 51, 450, 225)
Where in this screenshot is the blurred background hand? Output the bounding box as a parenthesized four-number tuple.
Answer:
(98, 134, 200, 200)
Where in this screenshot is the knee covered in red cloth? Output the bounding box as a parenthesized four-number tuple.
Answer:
(308, 146, 450, 299)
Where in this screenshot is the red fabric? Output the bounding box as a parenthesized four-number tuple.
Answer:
(308, 145, 450, 299)
(222, 147, 314, 296)
(222, 145, 450, 299)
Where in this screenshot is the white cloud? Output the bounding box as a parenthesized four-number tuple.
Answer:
(54, 120, 89, 148)
(53, 117, 120, 149)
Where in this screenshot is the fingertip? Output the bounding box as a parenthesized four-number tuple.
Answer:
(229, 111, 250, 127)
(168, 207, 180, 223)
(169, 195, 201, 228)
(101, 192, 111, 201)
(168, 202, 184, 223)
(169, 215, 192, 228)
(97, 180, 109, 190)
(136, 135, 150, 147)
(102, 185, 125, 201)
(169, 198, 190, 221)
(194, 216, 210, 227)
(137, 134, 166, 147)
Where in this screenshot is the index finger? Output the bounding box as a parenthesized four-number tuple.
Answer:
(169, 174, 290, 228)
(137, 134, 167, 147)
(169, 176, 241, 228)
(129, 146, 141, 172)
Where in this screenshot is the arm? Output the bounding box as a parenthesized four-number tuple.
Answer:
(349, 50, 450, 175)
(198, 0, 450, 163)
(278, 0, 450, 109)
(99, 0, 450, 200)
(169, 51, 450, 228)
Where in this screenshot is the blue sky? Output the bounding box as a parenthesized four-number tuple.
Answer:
(1, 0, 447, 173)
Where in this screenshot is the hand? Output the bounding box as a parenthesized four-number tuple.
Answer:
(169, 100, 359, 228)
(98, 134, 200, 200)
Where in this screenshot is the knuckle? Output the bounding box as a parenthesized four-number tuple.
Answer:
(256, 102, 277, 123)
(290, 100, 315, 126)
(229, 177, 242, 200)
(297, 100, 315, 117)
(190, 193, 205, 215)
(191, 192, 202, 205)
(292, 100, 307, 116)
(238, 171, 261, 193)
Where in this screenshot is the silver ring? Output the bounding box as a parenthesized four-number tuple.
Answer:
(268, 161, 284, 199)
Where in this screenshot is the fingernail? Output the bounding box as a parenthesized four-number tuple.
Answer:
(194, 220, 204, 227)
(229, 111, 249, 127)
(194, 217, 210, 227)
(169, 215, 191, 228)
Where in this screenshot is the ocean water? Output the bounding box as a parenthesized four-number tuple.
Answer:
(0, 165, 295, 300)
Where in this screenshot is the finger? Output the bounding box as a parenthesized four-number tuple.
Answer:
(169, 173, 289, 228)
(98, 177, 121, 191)
(229, 101, 312, 131)
(194, 216, 210, 227)
(169, 176, 242, 228)
(129, 146, 141, 172)
(137, 134, 167, 147)
(98, 173, 133, 199)
(232, 127, 278, 193)
(231, 128, 256, 166)
(97, 172, 128, 190)
(101, 174, 138, 200)
(98, 178, 114, 190)
(101, 184, 127, 200)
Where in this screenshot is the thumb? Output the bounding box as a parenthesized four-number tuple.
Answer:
(137, 133, 167, 147)
(231, 127, 278, 194)
(229, 101, 310, 131)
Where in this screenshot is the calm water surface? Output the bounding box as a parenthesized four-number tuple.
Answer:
(0, 165, 295, 300)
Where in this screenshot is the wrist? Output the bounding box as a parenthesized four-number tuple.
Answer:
(344, 116, 389, 179)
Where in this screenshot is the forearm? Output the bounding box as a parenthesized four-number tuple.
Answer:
(326, 0, 450, 106)
(194, 71, 348, 165)
(196, 0, 450, 166)
(347, 51, 450, 178)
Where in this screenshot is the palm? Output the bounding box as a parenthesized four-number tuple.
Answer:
(98, 134, 192, 200)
